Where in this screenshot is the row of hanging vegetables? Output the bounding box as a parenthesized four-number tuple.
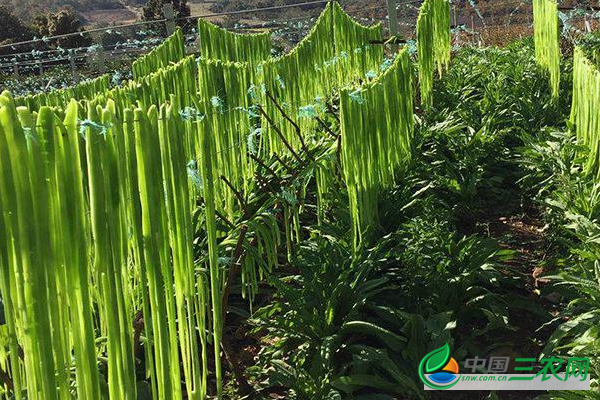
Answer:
(533, 0, 560, 99)
(0, 2, 421, 398)
(571, 46, 600, 178)
(0, 0, 571, 399)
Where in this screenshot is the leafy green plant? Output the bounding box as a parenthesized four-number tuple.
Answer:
(434, 43, 570, 130)
(516, 76, 600, 397)
(249, 235, 453, 400)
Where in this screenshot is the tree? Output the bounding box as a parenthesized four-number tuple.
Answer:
(0, 6, 33, 54)
(32, 7, 91, 49)
(143, 0, 191, 28)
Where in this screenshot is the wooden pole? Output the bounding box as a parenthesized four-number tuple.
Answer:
(386, 0, 399, 52)
(70, 53, 79, 84)
(13, 61, 19, 79)
(38, 63, 44, 90)
(585, 14, 591, 33)
(453, 4, 457, 26)
(95, 34, 106, 74)
(163, 3, 176, 36)
(453, 4, 459, 46)
(386, 0, 399, 37)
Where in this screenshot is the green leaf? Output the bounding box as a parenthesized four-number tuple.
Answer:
(341, 321, 407, 352)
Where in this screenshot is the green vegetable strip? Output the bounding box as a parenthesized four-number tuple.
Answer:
(533, 0, 560, 99)
(0, 172, 22, 400)
(198, 19, 271, 64)
(157, 103, 204, 400)
(433, 0, 451, 74)
(133, 106, 181, 400)
(121, 107, 160, 400)
(105, 55, 198, 116)
(417, 0, 451, 109)
(133, 28, 186, 80)
(197, 115, 224, 399)
(195, 56, 280, 297)
(58, 101, 103, 400)
(15, 74, 111, 112)
(85, 102, 136, 400)
(0, 94, 31, 400)
(0, 92, 60, 400)
(33, 106, 72, 400)
(340, 50, 414, 247)
(261, 2, 335, 155)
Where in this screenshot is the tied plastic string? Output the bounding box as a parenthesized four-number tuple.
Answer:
(298, 104, 319, 119)
(211, 96, 225, 113)
(179, 106, 206, 121)
(187, 160, 203, 189)
(248, 128, 261, 155)
(275, 75, 286, 90)
(348, 89, 365, 105)
(78, 119, 111, 138)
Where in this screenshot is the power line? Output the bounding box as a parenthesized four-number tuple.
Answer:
(0, 53, 90, 69)
(0, 37, 170, 63)
(0, 21, 167, 52)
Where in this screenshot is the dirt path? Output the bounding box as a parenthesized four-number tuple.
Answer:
(478, 211, 559, 399)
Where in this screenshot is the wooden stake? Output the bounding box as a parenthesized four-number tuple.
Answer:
(163, 3, 176, 36)
(12, 61, 19, 79)
(70, 53, 79, 84)
(386, 0, 399, 51)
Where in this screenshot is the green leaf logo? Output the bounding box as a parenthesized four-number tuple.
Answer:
(425, 343, 450, 373)
(418, 343, 460, 390)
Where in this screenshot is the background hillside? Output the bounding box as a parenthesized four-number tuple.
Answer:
(2, 0, 145, 24)
(1, 0, 599, 47)
(5, 0, 600, 29)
